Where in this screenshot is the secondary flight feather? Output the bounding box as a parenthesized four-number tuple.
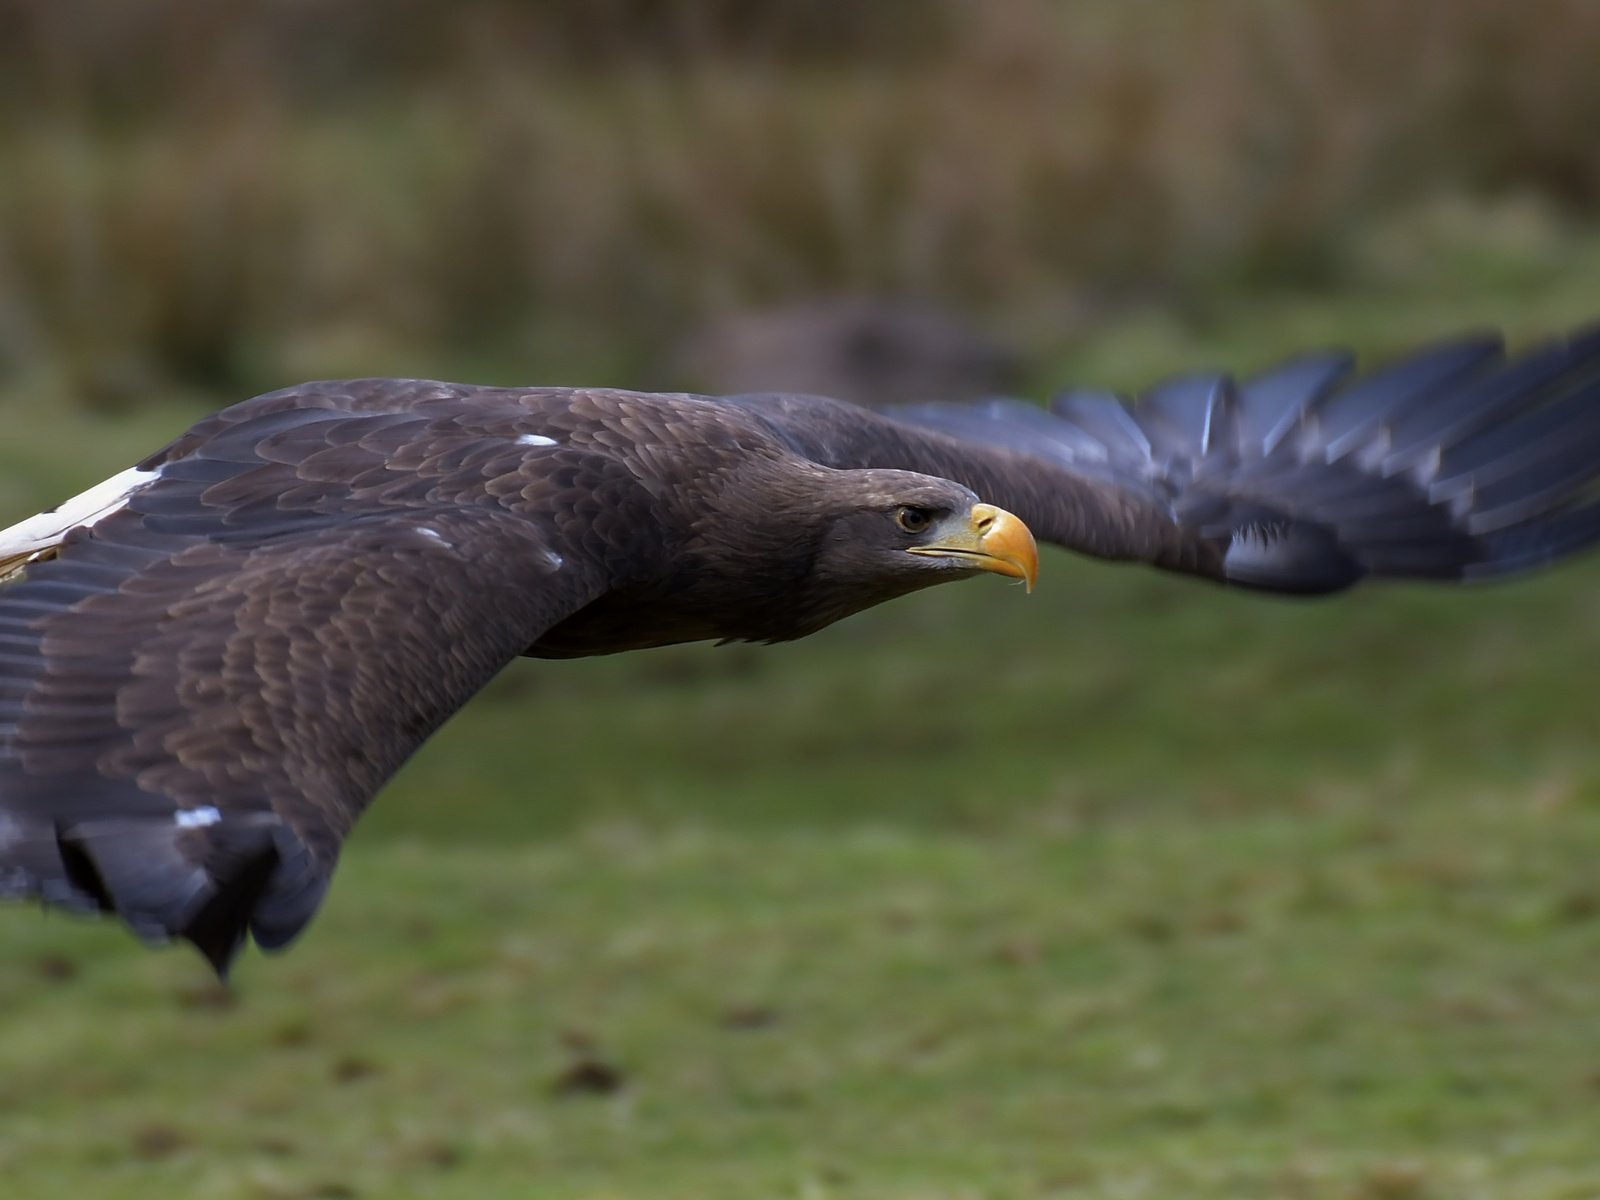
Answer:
(3, 323, 1599, 973)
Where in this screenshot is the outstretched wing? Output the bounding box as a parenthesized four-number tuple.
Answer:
(730, 326, 1600, 593)
(0, 394, 611, 973)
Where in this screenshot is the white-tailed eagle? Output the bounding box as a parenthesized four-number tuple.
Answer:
(2, 325, 1598, 972)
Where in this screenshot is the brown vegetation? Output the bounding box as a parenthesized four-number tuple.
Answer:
(2, 0, 1599, 402)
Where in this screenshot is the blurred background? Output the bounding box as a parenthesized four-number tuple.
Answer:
(4, 2, 1600, 1198)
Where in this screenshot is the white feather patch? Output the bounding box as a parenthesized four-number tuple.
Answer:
(0, 465, 159, 563)
(174, 805, 222, 829)
(517, 433, 557, 447)
(416, 526, 454, 549)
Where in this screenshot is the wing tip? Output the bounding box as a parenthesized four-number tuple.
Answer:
(2, 812, 327, 980)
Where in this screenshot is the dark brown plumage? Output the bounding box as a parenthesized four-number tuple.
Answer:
(4, 323, 1600, 973)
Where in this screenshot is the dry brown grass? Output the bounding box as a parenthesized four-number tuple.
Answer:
(2, 0, 1599, 402)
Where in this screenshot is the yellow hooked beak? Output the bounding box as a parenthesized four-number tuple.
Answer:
(907, 502, 1039, 592)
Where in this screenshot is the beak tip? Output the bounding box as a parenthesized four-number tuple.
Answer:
(974, 503, 1039, 593)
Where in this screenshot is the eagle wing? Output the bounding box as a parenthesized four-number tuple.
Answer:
(0, 388, 614, 972)
(730, 326, 1600, 592)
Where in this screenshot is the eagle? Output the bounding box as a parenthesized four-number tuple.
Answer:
(3, 325, 1599, 975)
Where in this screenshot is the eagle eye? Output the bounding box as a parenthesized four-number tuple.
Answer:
(895, 506, 935, 534)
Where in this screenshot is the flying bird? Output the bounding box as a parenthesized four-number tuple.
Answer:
(3, 325, 1600, 974)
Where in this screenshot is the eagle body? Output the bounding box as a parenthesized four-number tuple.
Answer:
(4, 326, 1600, 973)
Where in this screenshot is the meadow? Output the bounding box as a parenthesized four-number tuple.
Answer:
(4, 1, 1600, 1196)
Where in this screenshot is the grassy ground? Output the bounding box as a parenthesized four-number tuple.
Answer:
(3, 278, 1600, 1197)
(6, 806, 1600, 1200)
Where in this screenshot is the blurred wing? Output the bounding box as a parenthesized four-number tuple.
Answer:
(0, 404, 606, 973)
(730, 326, 1600, 592)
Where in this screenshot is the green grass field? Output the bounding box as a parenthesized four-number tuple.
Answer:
(4, 275, 1600, 1198)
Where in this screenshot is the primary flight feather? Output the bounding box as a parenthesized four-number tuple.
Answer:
(3, 324, 1599, 973)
